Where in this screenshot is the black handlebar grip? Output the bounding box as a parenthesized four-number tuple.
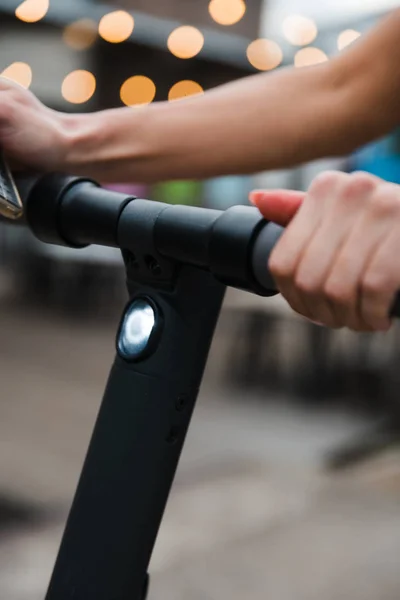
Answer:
(251, 221, 283, 294)
(390, 294, 400, 319)
(251, 221, 400, 319)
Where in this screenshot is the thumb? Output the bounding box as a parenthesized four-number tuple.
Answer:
(249, 189, 305, 226)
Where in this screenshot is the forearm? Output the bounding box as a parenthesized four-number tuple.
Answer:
(65, 12, 400, 184)
(65, 68, 343, 183)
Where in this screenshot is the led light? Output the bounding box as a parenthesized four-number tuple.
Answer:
(15, 0, 48, 23)
(167, 26, 204, 59)
(295, 47, 328, 67)
(208, 0, 246, 26)
(118, 299, 157, 360)
(62, 70, 96, 104)
(168, 80, 204, 101)
(337, 29, 361, 51)
(63, 19, 98, 50)
(98, 11, 134, 44)
(1, 62, 32, 88)
(247, 39, 283, 71)
(120, 76, 156, 106)
(283, 15, 317, 46)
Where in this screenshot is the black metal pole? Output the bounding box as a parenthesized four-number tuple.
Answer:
(45, 268, 225, 600)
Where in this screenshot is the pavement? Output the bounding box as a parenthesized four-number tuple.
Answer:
(0, 290, 400, 600)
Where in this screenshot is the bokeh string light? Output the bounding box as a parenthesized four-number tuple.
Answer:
(337, 29, 361, 51)
(15, 0, 49, 23)
(98, 11, 134, 44)
(62, 70, 96, 104)
(283, 15, 318, 46)
(294, 47, 328, 67)
(167, 26, 204, 59)
(208, 0, 246, 26)
(247, 39, 283, 71)
(120, 76, 156, 106)
(168, 81, 204, 101)
(63, 19, 98, 51)
(1, 62, 32, 88)
(10, 1, 331, 102)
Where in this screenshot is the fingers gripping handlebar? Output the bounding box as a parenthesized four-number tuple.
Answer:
(250, 221, 400, 319)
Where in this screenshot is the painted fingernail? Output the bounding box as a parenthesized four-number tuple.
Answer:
(249, 191, 263, 206)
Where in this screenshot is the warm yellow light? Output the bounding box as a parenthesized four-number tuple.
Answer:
(167, 26, 204, 59)
(98, 11, 134, 44)
(208, 0, 246, 26)
(168, 81, 204, 102)
(120, 76, 156, 106)
(295, 47, 328, 67)
(62, 70, 96, 104)
(337, 29, 361, 51)
(63, 19, 98, 50)
(283, 15, 318, 46)
(1, 62, 32, 89)
(247, 39, 283, 71)
(15, 0, 49, 23)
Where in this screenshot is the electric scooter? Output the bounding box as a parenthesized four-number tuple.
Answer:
(9, 173, 400, 600)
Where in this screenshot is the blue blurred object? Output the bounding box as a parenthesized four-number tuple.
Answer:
(203, 176, 253, 210)
(350, 128, 400, 184)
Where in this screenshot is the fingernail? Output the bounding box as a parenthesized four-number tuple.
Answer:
(249, 191, 262, 206)
(305, 317, 327, 327)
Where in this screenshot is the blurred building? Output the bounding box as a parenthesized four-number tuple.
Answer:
(103, 0, 265, 38)
(264, 0, 399, 32)
(0, 0, 257, 112)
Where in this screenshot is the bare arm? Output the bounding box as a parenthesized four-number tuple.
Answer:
(2, 10, 400, 183)
(61, 9, 400, 183)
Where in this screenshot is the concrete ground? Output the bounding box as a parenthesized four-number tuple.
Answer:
(0, 288, 400, 600)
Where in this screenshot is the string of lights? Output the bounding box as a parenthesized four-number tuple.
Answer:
(0, 0, 362, 106)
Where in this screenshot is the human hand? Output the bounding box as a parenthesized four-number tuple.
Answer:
(250, 171, 400, 332)
(0, 77, 73, 171)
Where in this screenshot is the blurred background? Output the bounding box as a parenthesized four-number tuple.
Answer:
(1, 1, 400, 599)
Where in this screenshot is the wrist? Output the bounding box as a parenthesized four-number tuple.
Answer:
(62, 111, 111, 177)
(62, 106, 160, 183)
